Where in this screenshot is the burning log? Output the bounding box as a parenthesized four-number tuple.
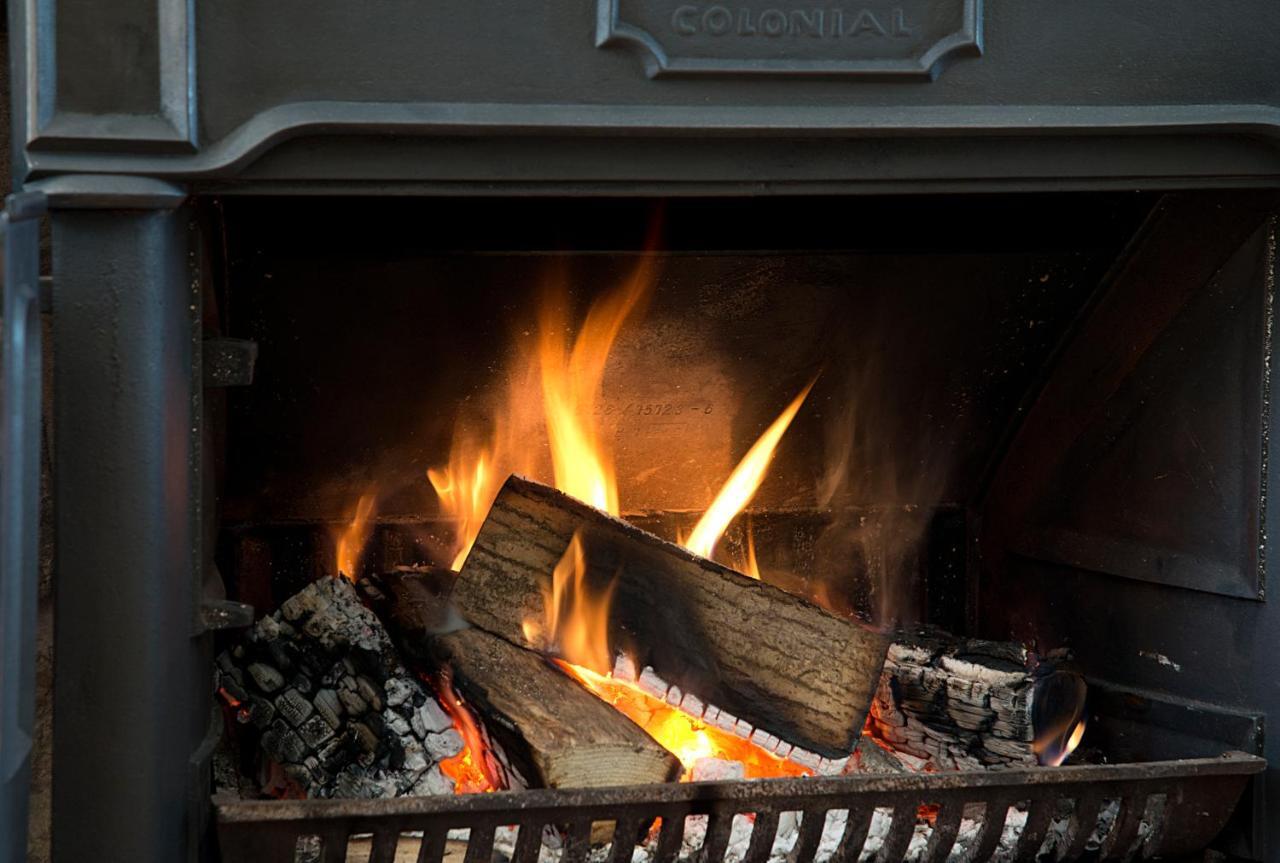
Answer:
(215, 577, 461, 798)
(451, 475, 892, 758)
(365, 569, 683, 789)
(868, 628, 1087, 771)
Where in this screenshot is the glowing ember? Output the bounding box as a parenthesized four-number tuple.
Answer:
(433, 671, 504, 793)
(334, 491, 377, 581)
(683, 378, 817, 562)
(558, 660, 811, 780)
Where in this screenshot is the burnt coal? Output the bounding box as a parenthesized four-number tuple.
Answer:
(216, 577, 461, 798)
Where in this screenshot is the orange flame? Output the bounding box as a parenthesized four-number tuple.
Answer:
(335, 492, 376, 581)
(559, 660, 810, 779)
(538, 266, 653, 515)
(684, 378, 817, 562)
(527, 532, 617, 675)
(728, 520, 762, 581)
(1035, 715, 1087, 767)
(427, 255, 655, 567)
(434, 671, 504, 793)
(428, 448, 496, 571)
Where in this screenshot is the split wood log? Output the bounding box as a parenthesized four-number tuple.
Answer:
(868, 628, 1087, 771)
(452, 475, 892, 758)
(365, 569, 682, 789)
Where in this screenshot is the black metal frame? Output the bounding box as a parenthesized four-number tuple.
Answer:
(8, 2, 1280, 862)
(214, 755, 1266, 863)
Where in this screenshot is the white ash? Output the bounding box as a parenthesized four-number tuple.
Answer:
(608, 655, 850, 776)
(470, 797, 1147, 863)
(215, 577, 465, 799)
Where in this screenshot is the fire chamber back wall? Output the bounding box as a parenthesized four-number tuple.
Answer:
(213, 194, 1146, 622)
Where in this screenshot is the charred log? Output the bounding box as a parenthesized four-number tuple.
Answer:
(868, 628, 1087, 770)
(451, 475, 891, 758)
(367, 569, 682, 789)
(215, 577, 461, 798)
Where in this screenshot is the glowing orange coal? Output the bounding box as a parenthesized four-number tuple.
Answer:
(558, 660, 811, 780)
(335, 491, 377, 581)
(683, 378, 818, 567)
(433, 670, 504, 793)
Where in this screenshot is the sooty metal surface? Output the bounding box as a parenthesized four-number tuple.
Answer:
(214, 753, 1263, 863)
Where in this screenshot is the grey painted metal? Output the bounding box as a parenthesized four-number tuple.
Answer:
(26, 174, 188, 209)
(214, 754, 1266, 863)
(0, 191, 46, 863)
(595, 0, 982, 78)
(6, 0, 1280, 190)
(50, 204, 207, 863)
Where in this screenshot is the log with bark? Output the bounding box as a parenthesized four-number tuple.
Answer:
(364, 568, 682, 789)
(868, 628, 1087, 771)
(451, 475, 892, 758)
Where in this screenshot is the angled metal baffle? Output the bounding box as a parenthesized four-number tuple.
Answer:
(0, 191, 48, 863)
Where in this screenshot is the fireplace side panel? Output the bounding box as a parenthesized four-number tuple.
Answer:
(50, 204, 209, 863)
(979, 193, 1279, 859)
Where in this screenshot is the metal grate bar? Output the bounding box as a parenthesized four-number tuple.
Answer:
(652, 815, 685, 863)
(466, 825, 498, 863)
(214, 756, 1264, 863)
(920, 804, 963, 863)
(1013, 798, 1055, 863)
(969, 798, 1012, 863)
(607, 816, 647, 863)
(1062, 793, 1104, 861)
(700, 811, 736, 863)
(320, 830, 348, 863)
(878, 804, 917, 863)
(414, 830, 447, 863)
(1101, 795, 1147, 861)
(831, 804, 875, 863)
(369, 829, 400, 863)
(791, 809, 829, 863)
(743, 811, 780, 863)
(511, 824, 542, 863)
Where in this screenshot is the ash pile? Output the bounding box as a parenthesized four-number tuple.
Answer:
(215, 577, 462, 799)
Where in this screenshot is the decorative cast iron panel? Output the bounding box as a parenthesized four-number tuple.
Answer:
(596, 0, 981, 78)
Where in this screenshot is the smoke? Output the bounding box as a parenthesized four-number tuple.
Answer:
(809, 355, 955, 630)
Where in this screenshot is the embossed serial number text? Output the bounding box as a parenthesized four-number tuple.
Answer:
(670, 6, 915, 38)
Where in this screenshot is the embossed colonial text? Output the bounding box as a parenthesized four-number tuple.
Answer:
(670, 6, 915, 38)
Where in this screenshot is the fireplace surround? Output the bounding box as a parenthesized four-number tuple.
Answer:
(4, 1, 1280, 862)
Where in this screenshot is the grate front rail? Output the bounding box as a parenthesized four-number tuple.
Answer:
(215, 753, 1263, 863)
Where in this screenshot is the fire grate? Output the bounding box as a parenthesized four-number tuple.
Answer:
(214, 753, 1263, 863)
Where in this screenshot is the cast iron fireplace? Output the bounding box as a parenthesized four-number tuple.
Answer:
(3, 1, 1280, 863)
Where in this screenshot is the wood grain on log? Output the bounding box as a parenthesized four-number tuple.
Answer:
(452, 476, 891, 757)
(369, 569, 681, 789)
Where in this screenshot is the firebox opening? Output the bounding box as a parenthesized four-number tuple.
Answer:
(209, 190, 1268, 793)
